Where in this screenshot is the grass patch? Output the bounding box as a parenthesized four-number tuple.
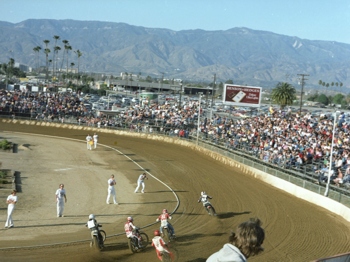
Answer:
(0, 139, 12, 150)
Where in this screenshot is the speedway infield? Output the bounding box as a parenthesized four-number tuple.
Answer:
(0, 121, 350, 262)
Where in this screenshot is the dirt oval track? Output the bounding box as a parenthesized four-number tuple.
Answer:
(0, 122, 350, 262)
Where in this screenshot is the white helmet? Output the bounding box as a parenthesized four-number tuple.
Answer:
(89, 214, 95, 220)
(201, 191, 206, 196)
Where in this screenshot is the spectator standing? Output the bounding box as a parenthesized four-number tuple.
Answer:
(93, 133, 99, 149)
(55, 184, 67, 217)
(106, 174, 118, 204)
(5, 190, 17, 228)
(134, 172, 148, 193)
(86, 134, 92, 150)
(207, 218, 265, 262)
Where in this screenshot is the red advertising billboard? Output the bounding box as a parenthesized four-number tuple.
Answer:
(223, 84, 262, 107)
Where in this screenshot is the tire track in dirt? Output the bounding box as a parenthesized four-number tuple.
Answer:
(1, 122, 350, 261)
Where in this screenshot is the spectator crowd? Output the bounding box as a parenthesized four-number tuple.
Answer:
(1, 88, 350, 189)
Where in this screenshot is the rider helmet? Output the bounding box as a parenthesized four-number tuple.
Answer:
(201, 191, 206, 196)
(162, 209, 168, 214)
(127, 216, 133, 222)
(89, 214, 95, 220)
(154, 230, 161, 236)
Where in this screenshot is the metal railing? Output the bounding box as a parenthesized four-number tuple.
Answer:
(2, 113, 350, 208)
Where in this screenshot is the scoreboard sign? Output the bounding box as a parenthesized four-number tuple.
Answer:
(223, 84, 262, 107)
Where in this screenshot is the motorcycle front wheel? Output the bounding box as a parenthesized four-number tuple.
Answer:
(92, 235, 101, 251)
(162, 228, 171, 243)
(139, 232, 149, 248)
(128, 238, 137, 253)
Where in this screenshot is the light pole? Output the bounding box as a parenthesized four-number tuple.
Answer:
(178, 81, 183, 110)
(210, 73, 216, 120)
(324, 111, 339, 197)
(196, 92, 203, 146)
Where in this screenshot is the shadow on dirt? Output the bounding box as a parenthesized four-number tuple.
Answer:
(217, 211, 250, 219)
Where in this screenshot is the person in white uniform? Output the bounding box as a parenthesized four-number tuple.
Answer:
(106, 174, 118, 204)
(86, 134, 92, 150)
(5, 190, 18, 228)
(93, 133, 99, 149)
(134, 172, 148, 193)
(55, 184, 67, 217)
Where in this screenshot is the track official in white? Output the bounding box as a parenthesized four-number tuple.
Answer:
(93, 133, 98, 149)
(86, 134, 92, 150)
(5, 190, 17, 228)
(106, 174, 118, 204)
(55, 184, 67, 217)
(134, 172, 148, 193)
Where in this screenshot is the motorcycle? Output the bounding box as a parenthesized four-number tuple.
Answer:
(88, 224, 106, 251)
(128, 228, 149, 253)
(160, 220, 175, 243)
(160, 250, 173, 262)
(205, 203, 217, 216)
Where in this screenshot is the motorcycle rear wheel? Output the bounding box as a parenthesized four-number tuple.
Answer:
(128, 238, 137, 253)
(100, 230, 106, 242)
(161, 251, 172, 262)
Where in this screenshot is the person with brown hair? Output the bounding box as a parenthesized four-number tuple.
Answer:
(5, 190, 17, 228)
(207, 218, 265, 262)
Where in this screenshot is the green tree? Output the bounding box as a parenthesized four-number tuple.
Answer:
(332, 94, 344, 104)
(225, 79, 233, 84)
(316, 94, 329, 105)
(271, 82, 296, 109)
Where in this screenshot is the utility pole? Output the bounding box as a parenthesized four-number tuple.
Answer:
(210, 73, 216, 119)
(158, 72, 164, 93)
(298, 73, 309, 115)
(178, 80, 183, 110)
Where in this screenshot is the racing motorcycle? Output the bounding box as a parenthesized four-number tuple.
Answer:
(204, 203, 217, 216)
(88, 224, 106, 251)
(160, 220, 175, 243)
(128, 228, 149, 253)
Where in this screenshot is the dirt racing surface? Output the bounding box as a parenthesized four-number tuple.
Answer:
(0, 121, 350, 262)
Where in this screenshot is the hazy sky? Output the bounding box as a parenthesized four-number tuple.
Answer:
(2, 0, 350, 44)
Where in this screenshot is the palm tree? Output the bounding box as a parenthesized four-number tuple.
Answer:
(271, 82, 296, 109)
(53, 46, 61, 80)
(44, 48, 51, 82)
(74, 49, 82, 76)
(60, 40, 69, 80)
(52, 35, 60, 77)
(33, 46, 42, 72)
(70, 62, 75, 82)
(43, 40, 50, 82)
(65, 45, 72, 78)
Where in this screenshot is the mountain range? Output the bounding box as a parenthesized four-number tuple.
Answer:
(1, 19, 350, 91)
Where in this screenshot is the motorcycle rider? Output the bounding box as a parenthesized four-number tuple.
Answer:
(86, 214, 104, 247)
(152, 230, 174, 261)
(198, 191, 217, 216)
(156, 209, 175, 238)
(124, 216, 143, 249)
